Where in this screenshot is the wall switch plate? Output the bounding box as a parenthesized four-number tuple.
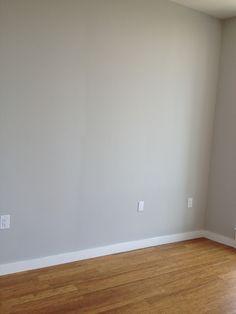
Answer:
(137, 201, 144, 212)
(0, 215, 10, 229)
(188, 198, 193, 208)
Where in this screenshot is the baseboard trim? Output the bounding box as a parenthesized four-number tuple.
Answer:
(0, 230, 203, 276)
(2, 230, 235, 276)
(203, 230, 236, 249)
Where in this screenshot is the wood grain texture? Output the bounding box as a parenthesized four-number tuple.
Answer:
(1, 238, 236, 313)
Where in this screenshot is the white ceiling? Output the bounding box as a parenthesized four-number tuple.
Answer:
(171, 0, 236, 19)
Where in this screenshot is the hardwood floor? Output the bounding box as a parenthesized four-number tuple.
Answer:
(1, 238, 236, 313)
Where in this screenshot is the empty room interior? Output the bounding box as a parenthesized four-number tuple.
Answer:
(1, 0, 236, 313)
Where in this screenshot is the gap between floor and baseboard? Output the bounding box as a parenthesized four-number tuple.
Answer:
(0, 230, 235, 276)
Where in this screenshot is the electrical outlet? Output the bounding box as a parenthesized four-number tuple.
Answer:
(0, 215, 10, 229)
(188, 198, 193, 209)
(137, 201, 144, 212)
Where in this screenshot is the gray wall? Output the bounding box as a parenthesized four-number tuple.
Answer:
(206, 18, 236, 238)
(0, 0, 221, 264)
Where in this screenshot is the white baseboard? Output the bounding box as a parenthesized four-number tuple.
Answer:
(203, 230, 236, 249)
(0, 230, 203, 276)
(2, 230, 235, 276)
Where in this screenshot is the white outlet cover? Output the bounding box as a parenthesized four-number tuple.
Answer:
(188, 198, 193, 208)
(138, 201, 144, 212)
(0, 215, 10, 229)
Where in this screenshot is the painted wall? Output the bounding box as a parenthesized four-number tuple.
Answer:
(206, 18, 236, 238)
(0, 0, 221, 263)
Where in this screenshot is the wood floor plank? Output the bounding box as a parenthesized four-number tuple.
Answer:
(1, 238, 236, 313)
